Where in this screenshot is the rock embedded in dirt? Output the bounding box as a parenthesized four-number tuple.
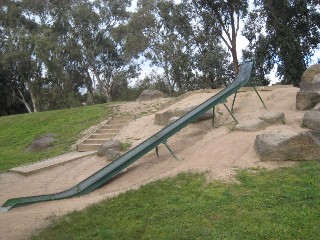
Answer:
(154, 106, 213, 125)
(254, 131, 320, 161)
(137, 89, 164, 101)
(302, 111, 320, 130)
(26, 133, 57, 152)
(97, 139, 121, 156)
(259, 111, 285, 124)
(168, 116, 180, 125)
(193, 109, 214, 123)
(235, 119, 267, 132)
(313, 103, 320, 111)
(296, 91, 320, 111)
(155, 109, 183, 125)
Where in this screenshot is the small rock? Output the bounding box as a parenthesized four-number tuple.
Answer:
(296, 91, 320, 111)
(302, 111, 320, 130)
(97, 139, 121, 156)
(26, 133, 57, 152)
(254, 131, 320, 161)
(259, 111, 285, 124)
(137, 89, 164, 101)
(235, 119, 267, 132)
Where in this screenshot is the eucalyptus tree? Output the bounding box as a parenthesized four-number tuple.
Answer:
(244, 0, 320, 86)
(0, 0, 82, 112)
(134, 0, 195, 95)
(0, 0, 45, 113)
(69, 0, 137, 102)
(183, 0, 230, 88)
(188, 0, 249, 76)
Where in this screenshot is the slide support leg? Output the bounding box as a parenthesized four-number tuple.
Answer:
(223, 103, 238, 124)
(231, 91, 238, 112)
(212, 106, 216, 128)
(162, 141, 179, 160)
(250, 82, 267, 109)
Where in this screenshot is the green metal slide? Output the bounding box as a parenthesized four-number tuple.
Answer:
(1, 62, 253, 212)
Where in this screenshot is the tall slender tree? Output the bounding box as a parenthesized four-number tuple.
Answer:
(188, 0, 248, 75)
(135, 0, 195, 95)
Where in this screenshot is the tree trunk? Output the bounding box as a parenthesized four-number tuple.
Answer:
(29, 89, 38, 112)
(231, 47, 239, 76)
(105, 90, 112, 102)
(14, 88, 33, 113)
(26, 81, 38, 112)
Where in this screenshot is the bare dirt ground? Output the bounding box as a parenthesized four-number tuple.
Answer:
(0, 86, 304, 240)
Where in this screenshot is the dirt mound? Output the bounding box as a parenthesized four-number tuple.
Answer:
(0, 86, 304, 239)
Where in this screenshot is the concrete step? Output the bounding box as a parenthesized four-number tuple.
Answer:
(77, 144, 101, 152)
(108, 119, 129, 122)
(90, 133, 114, 139)
(10, 151, 95, 176)
(95, 129, 118, 134)
(84, 139, 108, 144)
(104, 124, 125, 128)
(77, 116, 132, 152)
(99, 126, 120, 131)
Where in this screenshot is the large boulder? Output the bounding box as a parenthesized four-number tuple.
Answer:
(301, 64, 320, 84)
(97, 139, 121, 161)
(102, 149, 122, 161)
(137, 89, 164, 101)
(296, 91, 320, 111)
(26, 133, 57, 152)
(259, 111, 285, 124)
(154, 106, 213, 125)
(254, 131, 320, 161)
(235, 119, 267, 132)
(297, 65, 320, 110)
(300, 82, 320, 92)
(302, 111, 320, 130)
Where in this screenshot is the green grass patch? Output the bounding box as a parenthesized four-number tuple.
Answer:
(0, 104, 112, 172)
(32, 162, 320, 240)
(119, 141, 132, 152)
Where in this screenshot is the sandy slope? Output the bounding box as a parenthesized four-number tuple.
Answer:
(0, 86, 304, 240)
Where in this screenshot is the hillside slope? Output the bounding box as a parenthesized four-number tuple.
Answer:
(0, 86, 304, 239)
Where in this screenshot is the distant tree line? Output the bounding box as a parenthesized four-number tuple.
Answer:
(0, 0, 319, 115)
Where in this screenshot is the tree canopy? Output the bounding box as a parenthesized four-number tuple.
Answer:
(243, 0, 320, 87)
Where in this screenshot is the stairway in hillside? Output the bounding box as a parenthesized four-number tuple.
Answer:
(77, 115, 133, 152)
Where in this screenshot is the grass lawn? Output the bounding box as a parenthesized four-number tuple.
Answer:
(32, 161, 320, 240)
(0, 103, 112, 172)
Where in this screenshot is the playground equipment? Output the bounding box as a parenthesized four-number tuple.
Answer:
(1, 61, 264, 212)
